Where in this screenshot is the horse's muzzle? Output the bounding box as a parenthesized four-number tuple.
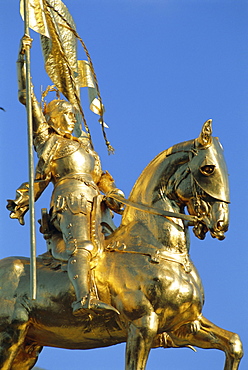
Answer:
(194, 211, 229, 241)
(210, 219, 228, 240)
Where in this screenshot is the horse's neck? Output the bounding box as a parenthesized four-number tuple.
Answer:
(128, 150, 170, 205)
(120, 149, 191, 254)
(124, 147, 188, 212)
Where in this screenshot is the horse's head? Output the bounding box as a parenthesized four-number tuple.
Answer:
(121, 119, 229, 242)
(174, 120, 230, 240)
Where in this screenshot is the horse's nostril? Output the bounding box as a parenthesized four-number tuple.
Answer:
(217, 220, 225, 230)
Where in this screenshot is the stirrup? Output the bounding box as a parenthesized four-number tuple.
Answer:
(72, 295, 119, 316)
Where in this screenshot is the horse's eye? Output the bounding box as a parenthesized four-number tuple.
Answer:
(200, 165, 215, 176)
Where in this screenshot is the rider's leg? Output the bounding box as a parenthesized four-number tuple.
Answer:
(67, 246, 91, 303)
(55, 208, 118, 315)
(67, 245, 118, 315)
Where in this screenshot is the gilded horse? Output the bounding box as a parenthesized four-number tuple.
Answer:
(0, 121, 243, 369)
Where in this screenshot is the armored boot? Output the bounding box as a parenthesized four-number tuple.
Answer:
(67, 246, 119, 316)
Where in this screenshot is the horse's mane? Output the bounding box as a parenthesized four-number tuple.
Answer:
(119, 138, 195, 228)
(128, 138, 195, 205)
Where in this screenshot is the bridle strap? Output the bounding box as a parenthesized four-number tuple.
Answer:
(105, 242, 192, 273)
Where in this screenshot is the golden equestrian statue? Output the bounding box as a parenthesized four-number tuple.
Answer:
(2, 118, 243, 369)
(1, 1, 243, 369)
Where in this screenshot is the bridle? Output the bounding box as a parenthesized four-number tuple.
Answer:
(108, 140, 225, 233)
(107, 192, 202, 227)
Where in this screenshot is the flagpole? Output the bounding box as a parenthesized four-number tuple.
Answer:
(23, 0, 37, 300)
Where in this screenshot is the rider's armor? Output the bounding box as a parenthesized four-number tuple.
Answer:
(8, 131, 123, 316)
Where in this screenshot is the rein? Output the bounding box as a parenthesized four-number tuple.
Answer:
(107, 193, 199, 225)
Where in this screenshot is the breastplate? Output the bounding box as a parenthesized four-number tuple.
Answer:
(50, 137, 102, 183)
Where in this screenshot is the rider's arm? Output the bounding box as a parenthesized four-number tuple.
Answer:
(6, 175, 50, 226)
(17, 35, 49, 140)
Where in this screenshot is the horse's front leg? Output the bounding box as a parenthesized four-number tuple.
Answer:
(125, 311, 158, 370)
(171, 315, 243, 370)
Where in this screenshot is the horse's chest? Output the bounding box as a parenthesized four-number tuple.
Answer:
(150, 264, 203, 324)
(167, 271, 199, 305)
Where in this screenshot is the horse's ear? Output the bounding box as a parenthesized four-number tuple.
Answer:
(197, 119, 212, 147)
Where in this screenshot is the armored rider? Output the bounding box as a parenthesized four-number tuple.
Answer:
(7, 36, 124, 316)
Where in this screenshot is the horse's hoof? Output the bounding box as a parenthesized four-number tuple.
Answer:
(72, 297, 119, 316)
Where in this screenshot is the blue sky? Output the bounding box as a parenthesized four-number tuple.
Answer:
(0, 1, 248, 369)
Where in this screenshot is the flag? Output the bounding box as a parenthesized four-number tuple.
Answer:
(77, 60, 107, 127)
(20, 0, 104, 135)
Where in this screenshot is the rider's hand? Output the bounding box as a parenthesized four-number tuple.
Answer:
(105, 190, 125, 215)
(6, 200, 27, 225)
(19, 34, 33, 56)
